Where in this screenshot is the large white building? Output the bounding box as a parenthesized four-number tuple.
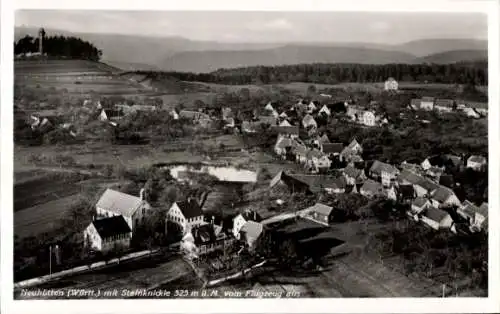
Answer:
(384, 77, 398, 91)
(166, 199, 205, 233)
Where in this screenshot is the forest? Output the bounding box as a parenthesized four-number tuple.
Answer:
(14, 35, 102, 61)
(132, 61, 488, 86)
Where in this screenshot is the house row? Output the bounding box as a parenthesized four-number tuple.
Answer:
(410, 97, 487, 117)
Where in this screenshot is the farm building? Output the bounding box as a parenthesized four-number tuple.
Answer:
(84, 216, 132, 253)
(166, 199, 205, 234)
(269, 170, 312, 195)
(343, 164, 367, 186)
(410, 197, 431, 216)
(384, 77, 398, 91)
(232, 210, 260, 239)
(457, 201, 488, 232)
(369, 160, 399, 187)
(95, 188, 151, 232)
(190, 223, 235, 256)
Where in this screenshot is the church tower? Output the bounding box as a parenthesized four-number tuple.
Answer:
(38, 27, 45, 55)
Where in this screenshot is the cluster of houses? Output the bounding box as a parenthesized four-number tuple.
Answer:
(83, 186, 266, 257)
(269, 138, 488, 235)
(410, 97, 487, 118)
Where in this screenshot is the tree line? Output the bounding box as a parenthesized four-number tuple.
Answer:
(133, 61, 487, 86)
(14, 34, 102, 61)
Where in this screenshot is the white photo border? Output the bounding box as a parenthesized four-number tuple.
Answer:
(1, 0, 499, 313)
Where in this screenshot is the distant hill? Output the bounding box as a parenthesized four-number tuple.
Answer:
(413, 50, 488, 64)
(160, 45, 416, 73)
(15, 27, 488, 72)
(394, 38, 487, 57)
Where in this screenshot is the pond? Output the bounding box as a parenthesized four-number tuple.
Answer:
(166, 164, 257, 183)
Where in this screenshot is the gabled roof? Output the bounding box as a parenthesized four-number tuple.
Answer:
(319, 134, 330, 144)
(386, 77, 396, 81)
(398, 185, 415, 198)
(323, 143, 343, 154)
(418, 178, 440, 193)
(175, 199, 203, 219)
(370, 160, 399, 176)
(96, 189, 144, 217)
(307, 149, 324, 159)
(431, 186, 456, 203)
(361, 179, 384, 195)
(347, 139, 361, 150)
(421, 96, 435, 102)
(240, 221, 263, 239)
(91, 216, 131, 239)
(435, 99, 454, 107)
(413, 197, 430, 208)
(445, 154, 463, 167)
(258, 115, 277, 125)
(424, 207, 449, 222)
(192, 224, 216, 245)
(279, 119, 292, 127)
(410, 99, 421, 107)
(461, 201, 481, 219)
(306, 203, 333, 216)
(279, 111, 288, 118)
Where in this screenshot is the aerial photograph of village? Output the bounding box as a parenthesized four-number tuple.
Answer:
(13, 10, 488, 299)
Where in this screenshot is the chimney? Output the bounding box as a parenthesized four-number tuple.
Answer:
(139, 188, 145, 201)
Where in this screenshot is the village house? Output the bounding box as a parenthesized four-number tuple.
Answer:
(457, 201, 488, 232)
(166, 198, 205, 234)
(279, 111, 288, 119)
(269, 170, 312, 195)
(434, 99, 455, 112)
(264, 102, 275, 112)
(325, 176, 347, 194)
(444, 154, 464, 168)
(343, 164, 367, 186)
(291, 141, 309, 164)
(410, 197, 431, 217)
(99, 108, 124, 123)
(354, 110, 376, 127)
(84, 215, 132, 253)
(272, 125, 299, 140)
(302, 114, 318, 130)
(360, 179, 385, 198)
(397, 185, 417, 203)
(420, 97, 435, 111)
(307, 101, 319, 113)
(466, 155, 487, 171)
(430, 186, 462, 208)
(421, 155, 445, 171)
(369, 160, 399, 187)
(303, 203, 334, 226)
(279, 119, 292, 127)
(274, 137, 293, 159)
(232, 210, 260, 240)
(386, 185, 397, 201)
(461, 107, 481, 118)
(384, 77, 398, 91)
(222, 107, 233, 120)
(410, 98, 421, 110)
(340, 139, 363, 162)
(318, 105, 331, 117)
(95, 188, 151, 232)
(420, 207, 453, 231)
(322, 143, 344, 159)
(240, 221, 264, 252)
(306, 149, 331, 173)
(190, 223, 235, 256)
(170, 109, 180, 120)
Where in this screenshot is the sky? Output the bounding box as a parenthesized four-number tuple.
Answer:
(15, 10, 488, 44)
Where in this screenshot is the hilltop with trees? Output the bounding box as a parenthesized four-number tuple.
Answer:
(14, 34, 102, 61)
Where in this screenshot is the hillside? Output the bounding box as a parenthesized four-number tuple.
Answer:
(413, 50, 488, 64)
(394, 38, 487, 57)
(160, 45, 416, 73)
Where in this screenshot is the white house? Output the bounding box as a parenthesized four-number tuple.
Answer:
(307, 101, 318, 113)
(420, 97, 435, 111)
(232, 211, 259, 240)
(462, 107, 480, 119)
(359, 111, 376, 127)
(302, 114, 318, 129)
(319, 105, 331, 116)
(264, 102, 275, 112)
(84, 216, 132, 253)
(274, 137, 293, 157)
(467, 155, 487, 171)
(369, 160, 399, 187)
(360, 179, 385, 198)
(166, 199, 205, 234)
(95, 188, 151, 232)
(384, 77, 398, 91)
